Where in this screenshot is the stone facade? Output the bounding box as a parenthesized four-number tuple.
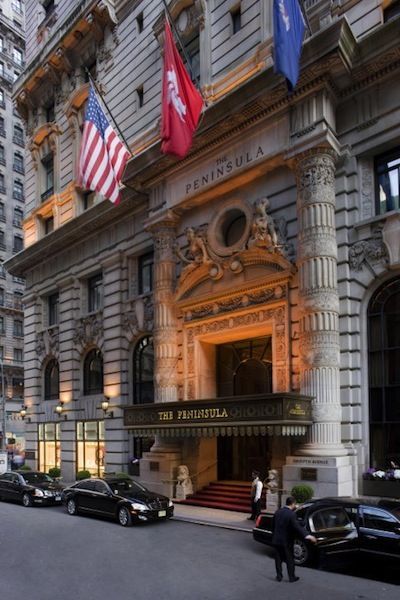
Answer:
(5, 0, 400, 496)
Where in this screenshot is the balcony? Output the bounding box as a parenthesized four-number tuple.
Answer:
(13, 162, 24, 175)
(13, 135, 24, 147)
(12, 191, 24, 202)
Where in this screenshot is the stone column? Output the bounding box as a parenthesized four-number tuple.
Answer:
(140, 213, 182, 495)
(150, 215, 180, 404)
(294, 149, 346, 457)
(284, 148, 353, 497)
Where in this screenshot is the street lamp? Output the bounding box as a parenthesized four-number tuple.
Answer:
(101, 397, 113, 419)
(0, 359, 6, 452)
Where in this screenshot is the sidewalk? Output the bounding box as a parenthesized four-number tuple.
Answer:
(172, 502, 255, 532)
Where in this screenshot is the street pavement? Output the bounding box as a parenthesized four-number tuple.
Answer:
(0, 500, 399, 600)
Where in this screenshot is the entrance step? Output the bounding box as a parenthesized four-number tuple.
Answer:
(179, 480, 266, 513)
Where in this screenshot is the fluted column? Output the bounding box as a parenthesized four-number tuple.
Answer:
(150, 215, 180, 404)
(295, 149, 346, 456)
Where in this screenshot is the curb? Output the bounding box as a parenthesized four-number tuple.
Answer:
(171, 515, 254, 533)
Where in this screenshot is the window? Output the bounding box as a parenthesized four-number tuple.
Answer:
(0, 230, 4, 250)
(13, 319, 23, 337)
(13, 47, 23, 66)
(0, 116, 5, 137)
(83, 60, 97, 82)
(88, 272, 102, 312)
(12, 1, 23, 15)
(46, 103, 55, 123)
(13, 207, 23, 227)
(133, 336, 154, 404)
(48, 292, 59, 326)
(13, 234, 23, 253)
(0, 288, 4, 305)
(41, 154, 54, 201)
(44, 216, 54, 234)
(44, 359, 59, 400)
(0, 174, 5, 193)
(136, 12, 144, 33)
(0, 63, 3, 76)
(13, 152, 24, 174)
(0, 262, 5, 278)
(0, 38, 3, 54)
(0, 89, 4, 108)
(362, 507, 399, 532)
(376, 148, 400, 214)
(138, 252, 153, 295)
(38, 423, 60, 473)
(12, 377, 24, 398)
(43, 0, 55, 17)
(83, 349, 103, 395)
(311, 508, 352, 532)
(13, 180, 24, 201)
(13, 125, 24, 146)
(231, 5, 242, 34)
(368, 277, 400, 467)
(384, 0, 400, 22)
(77, 420, 105, 476)
(14, 348, 23, 363)
(0, 345, 3, 360)
(136, 86, 144, 109)
(0, 315, 4, 333)
(0, 202, 4, 220)
(0, 145, 5, 166)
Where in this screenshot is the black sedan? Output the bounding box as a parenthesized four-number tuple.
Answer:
(253, 496, 400, 566)
(0, 470, 64, 506)
(62, 476, 174, 526)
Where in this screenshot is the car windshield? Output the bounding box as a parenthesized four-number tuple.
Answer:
(21, 472, 53, 484)
(110, 479, 147, 495)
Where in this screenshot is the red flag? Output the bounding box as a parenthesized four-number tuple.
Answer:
(161, 20, 203, 159)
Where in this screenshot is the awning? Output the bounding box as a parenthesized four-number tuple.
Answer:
(123, 393, 312, 438)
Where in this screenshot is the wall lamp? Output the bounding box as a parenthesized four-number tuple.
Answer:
(55, 400, 67, 420)
(19, 406, 31, 423)
(101, 397, 114, 419)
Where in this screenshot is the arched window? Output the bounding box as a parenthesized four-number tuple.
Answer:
(44, 359, 59, 400)
(133, 336, 154, 404)
(83, 349, 103, 395)
(368, 277, 400, 467)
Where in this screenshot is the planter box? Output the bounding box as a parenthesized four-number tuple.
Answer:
(362, 479, 400, 498)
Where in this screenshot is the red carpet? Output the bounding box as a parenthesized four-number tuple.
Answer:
(178, 481, 266, 512)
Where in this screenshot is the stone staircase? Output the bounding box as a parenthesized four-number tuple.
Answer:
(178, 480, 266, 512)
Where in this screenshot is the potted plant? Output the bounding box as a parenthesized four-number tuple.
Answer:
(76, 470, 91, 481)
(362, 467, 400, 496)
(291, 484, 314, 504)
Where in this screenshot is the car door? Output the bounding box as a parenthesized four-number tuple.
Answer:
(309, 506, 359, 555)
(9, 473, 24, 501)
(73, 480, 97, 511)
(0, 472, 14, 499)
(359, 506, 400, 558)
(93, 480, 116, 515)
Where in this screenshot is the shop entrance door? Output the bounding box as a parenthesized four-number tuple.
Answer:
(216, 336, 272, 481)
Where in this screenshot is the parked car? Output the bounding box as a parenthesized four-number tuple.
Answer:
(253, 497, 400, 566)
(62, 476, 174, 527)
(0, 470, 65, 506)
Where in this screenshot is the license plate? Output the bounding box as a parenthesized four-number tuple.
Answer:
(55, 496, 61, 501)
(158, 510, 166, 517)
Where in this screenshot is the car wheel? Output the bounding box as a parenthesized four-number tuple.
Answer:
(22, 493, 33, 507)
(293, 539, 311, 566)
(118, 506, 132, 527)
(67, 498, 78, 515)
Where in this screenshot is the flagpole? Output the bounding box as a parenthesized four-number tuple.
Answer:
(84, 68, 132, 156)
(161, 0, 196, 82)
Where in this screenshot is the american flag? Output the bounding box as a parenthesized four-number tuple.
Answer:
(78, 85, 130, 205)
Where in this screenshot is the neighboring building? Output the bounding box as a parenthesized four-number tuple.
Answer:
(0, 0, 26, 462)
(5, 0, 400, 498)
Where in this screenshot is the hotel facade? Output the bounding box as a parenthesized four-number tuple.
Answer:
(6, 0, 400, 498)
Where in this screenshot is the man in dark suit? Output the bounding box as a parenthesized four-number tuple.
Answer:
(271, 496, 316, 582)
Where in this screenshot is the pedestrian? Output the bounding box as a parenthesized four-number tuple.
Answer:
(248, 470, 263, 520)
(271, 495, 317, 582)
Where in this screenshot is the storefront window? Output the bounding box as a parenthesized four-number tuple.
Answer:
(76, 420, 105, 476)
(38, 422, 60, 473)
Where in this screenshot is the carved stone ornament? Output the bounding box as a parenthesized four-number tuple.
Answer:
(73, 314, 104, 350)
(349, 227, 388, 271)
(123, 296, 154, 341)
(248, 197, 295, 261)
(35, 327, 60, 363)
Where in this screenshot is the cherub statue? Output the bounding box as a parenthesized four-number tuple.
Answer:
(175, 465, 193, 499)
(248, 197, 279, 250)
(265, 469, 279, 493)
(175, 227, 211, 265)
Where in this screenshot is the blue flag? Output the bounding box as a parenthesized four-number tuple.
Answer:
(273, 0, 305, 89)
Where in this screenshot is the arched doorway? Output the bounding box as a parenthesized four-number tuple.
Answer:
(368, 277, 400, 468)
(216, 336, 272, 480)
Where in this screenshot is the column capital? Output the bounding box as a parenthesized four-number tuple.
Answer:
(144, 209, 180, 235)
